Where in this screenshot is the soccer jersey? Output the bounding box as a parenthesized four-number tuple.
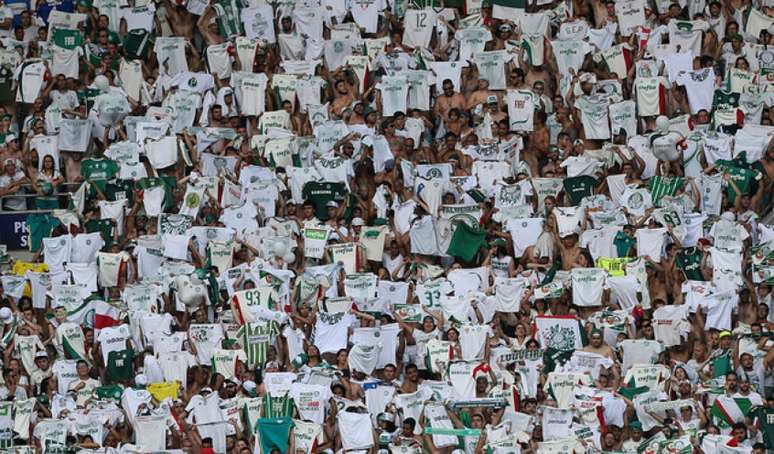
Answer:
(575, 95, 611, 139)
(403, 8, 436, 48)
(472, 50, 511, 90)
(609, 100, 637, 137)
(51, 45, 82, 78)
(551, 40, 593, 76)
(350, 0, 385, 34)
(96, 324, 131, 364)
(377, 75, 409, 116)
(506, 90, 536, 132)
(571, 268, 607, 306)
(404, 70, 434, 111)
(51, 28, 84, 50)
(153, 37, 188, 76)
(596, 43, 633, 79)
(676, 68, 715, 114)
(81, 157, 119, 182)
(240, 73, 269, 116)
(262, 393, 295, 419)
(106, 349, 134, 382)
(236, 322, 279, 368)
(301, 181, 347, 220)
(14, 59, 46, 103)
(211, 348, 247, 380)
(634, 76, 669, 117)
(455, 26, 492, 61)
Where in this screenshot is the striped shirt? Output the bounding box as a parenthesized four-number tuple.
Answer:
(262, 393, 295, 419)
(649, 176, 685, 205)
(236, 321, 279, 368)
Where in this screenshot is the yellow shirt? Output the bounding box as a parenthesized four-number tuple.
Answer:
(11, 261, 48, 296)
(595, 257, 632, 277)
(147, 382, 180, 403)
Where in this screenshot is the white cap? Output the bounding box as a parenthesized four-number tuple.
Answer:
(135, 374, 148, 386)
(351, 217, 365, 226)
(721, 211, 736, 221)
(0, 307, 12, 323)
(94, 75, 109, 93)
(242, 380, 257, 393)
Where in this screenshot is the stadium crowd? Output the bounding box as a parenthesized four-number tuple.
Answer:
(1, 0, 774, 452)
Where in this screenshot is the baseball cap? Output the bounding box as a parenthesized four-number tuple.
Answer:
(351, 217, 365, 226)
(35, 350, 48, 359)
(135, 374, 148, 386)
(326, 201, 339, 208)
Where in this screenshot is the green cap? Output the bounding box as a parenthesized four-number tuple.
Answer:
(630, 421, 642, 430)
(490, 238, 506, 248)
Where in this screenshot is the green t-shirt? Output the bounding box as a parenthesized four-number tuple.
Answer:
(106, 349, 134, 383)
(123, 29, 152, 60)
(81, 158, 119, 194)
(752, 406, 774, 449)
(27, 214, 62, 252)
(94, 384, 124, 402)
(563, 176, 597, 205)
(255, 418, 293, 454)
(301, 181, 347, 220)
(712, 89, 740, 109)
(676, 247, 704, 281)
(105, 179, 135, 205)
(614, 231, 636, 257)
(446, 222, 486, 262)
(649, 175, 685, 205)
(715, 159, 760, 204)
(0, 66, 13, 104)
(52, 28, 84, 50)
(86, 219, 115, 247)
(262, 394, 295, 419)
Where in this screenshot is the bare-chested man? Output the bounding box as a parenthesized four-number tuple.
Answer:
(330, 79, 356, 117)
(582, 329, 616, 360)
(467, 78, 497, 110)
(433, 79, 465, 122)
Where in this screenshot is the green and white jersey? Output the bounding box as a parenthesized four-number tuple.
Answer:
(242, 397, 263, 434)
(262, 393, 295, 419)
(106, 348, 134, 382)
(51, 28, 84, 50)
(14, 59, 46, 103)
(506, 89, 536, 132)
(649, 176, 685, 205)
(81, 157, 119, 181)
(235, 321, 279, 368)
(210, 348, 246, 380)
